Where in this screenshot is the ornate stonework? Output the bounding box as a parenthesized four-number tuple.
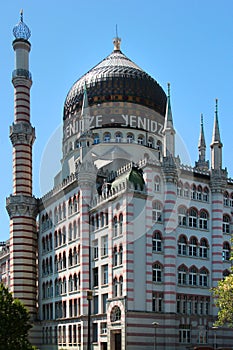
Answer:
(6, 194, 38, 219)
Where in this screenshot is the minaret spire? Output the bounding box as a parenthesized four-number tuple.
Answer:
(163, 82, 175, 157)
(211, 98, 223, 169)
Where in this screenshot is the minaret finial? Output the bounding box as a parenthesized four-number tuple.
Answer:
(113, 26, 121, 51)
(167, 82, 170, 97)
(13, 9, 31, 40)
(215, 98, 218, 118)
(201, 113, 203, 126)
(20, 9, 23, 22)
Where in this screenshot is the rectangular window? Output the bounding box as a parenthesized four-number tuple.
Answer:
(101, 235, 108, 256)
(93, 295, 98, 314)
(93, 267, 98, 287)
(93, 323, 98, 342)
(93, 239, 98, 260)
(102, 264, 108, 285)
(179, 325, 191, 343)
(102, 293, 108, 313)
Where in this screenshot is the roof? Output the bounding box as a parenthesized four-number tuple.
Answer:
(63, 39, 167, 120)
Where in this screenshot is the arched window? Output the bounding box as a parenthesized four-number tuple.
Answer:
(62, 252, 66, 269)
(178, 206, 187, 226)
(189, 208, 197, 228)
(104, 133, 111, 143)
(113, 277, 118, 297)
(152, 231, 162, 252)
(119, 213, 123, 235)
(100, 212, 105, 227)
(68, 198, 73, 216)
(73, 221, 77, 239)
(69, 249, 73, 267)
(199, 268, 208, 287)
(147, 137, 154, 148)
(191, 184, 197, 200)
(113, 216, 118, 237)
(199, 210, 208, 230)
(199, 238, 208, 258)
(127, 133, 134, 143)
(73, 247, 77, 265)
(68, 224, 72, 241)
(230, 193, 233, 207)
(137, 135, 144, 145)
(189, 237, 198, 257)
(73, 196, 78, 212)
(74, 273, 78, 291)
(152, 263, 162, 282)
(154, 176, 160, 192)
(223, 215, 230, 234)
(94, 133, 100, 144)
(62, 227, 66, 244)
(203, 187, 209, 202)
(119, 276, 123, 296)
(178, 235, 187, 255)
(178, 266, 187, 285)
(197, 185, 202, 201)
(224, 191, 229, 206)
(183, 183, 189, 198)
(115, 132, 122, 143)
(152, 201, 162, 222)
(223, 242, 231, 261)
(177, 181, 183, 196)
(189, 266, 197, 286)
(113, 246, 118, 267)
(119, 244, 123, 265)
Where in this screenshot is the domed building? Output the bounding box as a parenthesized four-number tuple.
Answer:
(3, 12, 233, 350)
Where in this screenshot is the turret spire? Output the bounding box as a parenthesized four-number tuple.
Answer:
(211, 98, 223, 170)
(211, 98, 221, 144)
(195, 114, 209, 170)
(198, 114, 206, 150)
(163, 83, 175, 157)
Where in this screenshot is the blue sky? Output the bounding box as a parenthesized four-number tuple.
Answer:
(1, 0, 233, 241)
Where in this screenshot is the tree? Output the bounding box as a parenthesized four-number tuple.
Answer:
(212, 272, 233, 327)
(0, 283, 35, 350)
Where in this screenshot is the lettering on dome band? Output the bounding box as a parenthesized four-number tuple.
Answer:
(64, 114, 164, 140)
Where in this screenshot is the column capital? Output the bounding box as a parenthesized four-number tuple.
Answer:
(6, 194, 38, 219)
(10, 122, 36, 146)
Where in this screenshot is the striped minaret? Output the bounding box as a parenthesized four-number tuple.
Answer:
(210, 100, 227, 315)
(6, 11, 38, 317)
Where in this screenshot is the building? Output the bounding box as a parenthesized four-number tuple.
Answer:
(2, 11, 233, 350)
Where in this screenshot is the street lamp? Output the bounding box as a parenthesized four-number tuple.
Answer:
(152, 321, 159, 350)
(212, 326, 218, 350)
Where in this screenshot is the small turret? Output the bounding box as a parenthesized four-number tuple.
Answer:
(195, 114, 209, 170)
(210, 99, 223, 170)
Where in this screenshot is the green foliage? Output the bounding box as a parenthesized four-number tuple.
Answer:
(0, 283, 34, 350)
(212, 272, 233, 327)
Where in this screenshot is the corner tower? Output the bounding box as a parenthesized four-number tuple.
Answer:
(6, 11, 38, 317)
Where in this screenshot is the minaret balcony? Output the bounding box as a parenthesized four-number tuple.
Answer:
(12, 68, 32, 80)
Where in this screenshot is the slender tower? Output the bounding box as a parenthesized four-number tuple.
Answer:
(6, 11, 38, 318)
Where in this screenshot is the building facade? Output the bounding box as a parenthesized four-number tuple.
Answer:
(1, 12, 233, 350)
